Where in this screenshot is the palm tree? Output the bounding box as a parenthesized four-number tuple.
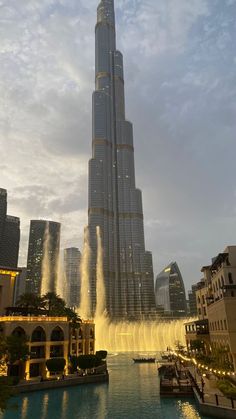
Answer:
(16, 293, 45, 311)
(43, 292, 66, 316)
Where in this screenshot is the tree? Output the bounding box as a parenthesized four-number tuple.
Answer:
(5, 334, 29, 378)
(0, 377, 14, 412)
(43, 292, 66, 316)
(69, 356, 79, 373)
(46, 358, 66, 374)
(16, 293, 45, 312)
(77, 355, 99, 371)
(96, 351, 107, 361)
(190, 340, 205, 352)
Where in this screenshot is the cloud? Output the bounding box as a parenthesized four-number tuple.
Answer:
(0, 0, 236, 291)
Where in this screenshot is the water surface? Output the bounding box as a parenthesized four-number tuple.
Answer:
(1, 353, 211, 419)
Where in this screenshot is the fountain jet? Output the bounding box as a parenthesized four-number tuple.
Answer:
(95, 226, 106, 319)
(78, 226, 91, 319)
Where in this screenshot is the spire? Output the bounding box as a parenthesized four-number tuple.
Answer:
(97, 0, 115, 26)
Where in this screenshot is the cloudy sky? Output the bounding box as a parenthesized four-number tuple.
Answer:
(1, 0, 236, 291)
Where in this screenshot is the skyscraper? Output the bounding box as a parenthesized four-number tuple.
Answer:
(88, 0, 156, 319)
(155, 262, 187, 318)
(26, 220, 61, 295)
(64, 247, 81, 308)
(0, 188, 20, 268)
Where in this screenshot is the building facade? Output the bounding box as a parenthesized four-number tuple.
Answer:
(64, 248, 81, 308)
(26, 220, 61, 295)
(185, 246, 236, 371)
(155, 262, 187, 318)
(188, 284, 198, 317)
(88, 0, 156, 319)
(0, 317, 95, 379)
(0, 267, 21, 315)
(202, 246, 236, 370)
(14, 267, 27, 304)
(0, 189, 20, 268)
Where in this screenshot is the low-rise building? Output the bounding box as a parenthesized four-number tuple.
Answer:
(0, 267, 21, 315)
(0, 316, 95, 379)
(185, 246, 236, 371)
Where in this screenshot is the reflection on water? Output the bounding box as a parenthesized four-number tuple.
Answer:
(177, 401, 202, 419)
(1, 354, 210, 419)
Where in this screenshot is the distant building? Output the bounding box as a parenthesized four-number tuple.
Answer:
(14, 267, 27, 303)
(155, 262, 187, 318)
(0, 266, 21, 315)
(188, 284, 198, 317)
(64, 247, 81, 308)
(0, 188, 20, 268)
(26, 220, 61, 295)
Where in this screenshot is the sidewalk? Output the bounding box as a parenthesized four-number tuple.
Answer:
(188, 365, 236, 410)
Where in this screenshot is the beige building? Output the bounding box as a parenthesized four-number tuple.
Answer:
(202, 246, 236, 370)
(185, 246, 236, 370)
(0, 316, 95, 379)
(196, 279, 208, 320)
(0, 267, 21, 315)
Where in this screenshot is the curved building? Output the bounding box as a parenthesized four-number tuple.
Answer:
(155, 262, 187, 318)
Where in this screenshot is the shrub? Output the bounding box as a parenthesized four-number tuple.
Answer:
(77, 355, 99, 370)
(46, 358, 66, 373)
(217, 380, 236, 399)
(96, 351, 107, 361)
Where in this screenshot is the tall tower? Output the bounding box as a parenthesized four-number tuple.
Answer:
(88, 0, 156, 319)
(0, 188, 20, 268)
(26, 220, 60, 295)
(64, 247, 81, 308)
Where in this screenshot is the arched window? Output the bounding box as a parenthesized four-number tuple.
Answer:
(78, 328, 83, 339)
(31, 326, 46, 342)
(90, 328, 94, 338)
(51, 326, 64, 342)
(12, 327, 26, 338)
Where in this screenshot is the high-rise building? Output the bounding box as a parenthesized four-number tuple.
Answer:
(26, 220, 61, 295)
(188, 284, 198, 317)
(64, 247, 81, 308)
(14, 267, 27, 304)
(0, 189, 7, 240)
(88, 0, 156, 319)
(155, 262, 187, 318)
(0, 188, 20, 268)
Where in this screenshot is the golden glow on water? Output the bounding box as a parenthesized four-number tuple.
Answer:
(21, 397, 29, 419)
(41, 394, 49, 419)
(178, 401, 202, 419)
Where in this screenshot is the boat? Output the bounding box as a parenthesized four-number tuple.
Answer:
(133, 358, 156, 363)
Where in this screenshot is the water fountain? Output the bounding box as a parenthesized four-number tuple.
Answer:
(78, 226, 91, 319)
(78, 227, 187, 353)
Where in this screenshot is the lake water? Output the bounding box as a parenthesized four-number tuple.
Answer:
(1, 353, 211, 419)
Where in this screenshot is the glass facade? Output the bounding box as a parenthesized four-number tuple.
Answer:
(0, 188, 20, 268)
(26, 220, 60, 295)
(88, 1, 156, 319)
(155, 262, 187, 318)
(64, 247, 81, 308)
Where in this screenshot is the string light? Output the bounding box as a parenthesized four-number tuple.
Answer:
(170, 351, 235, 377)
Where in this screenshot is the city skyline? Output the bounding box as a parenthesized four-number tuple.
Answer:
(0, 0, 236, 289)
